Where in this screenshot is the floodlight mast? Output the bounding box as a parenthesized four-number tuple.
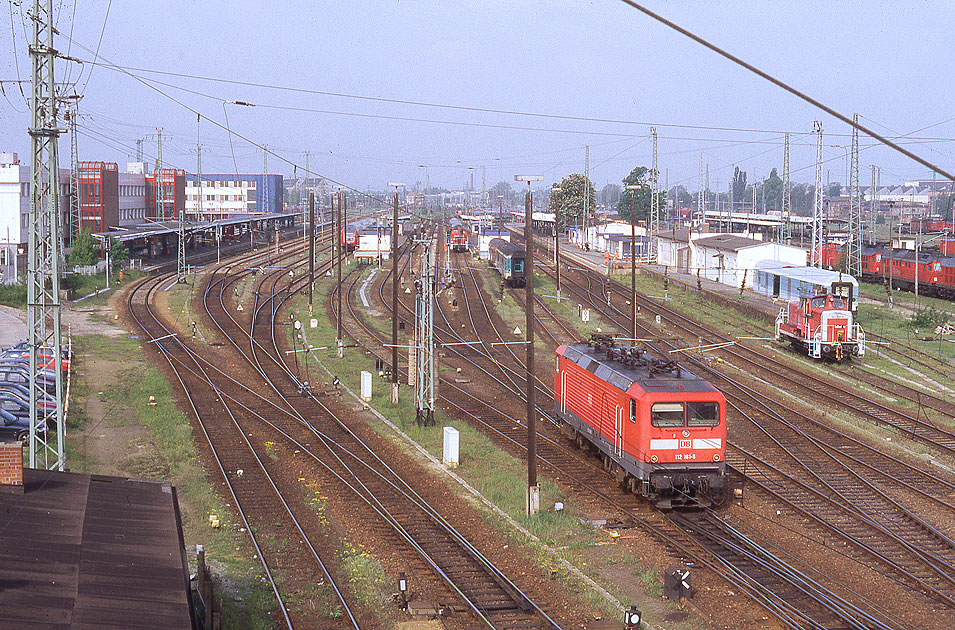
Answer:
(515, 174, 542, 515)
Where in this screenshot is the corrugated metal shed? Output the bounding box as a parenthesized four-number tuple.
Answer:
(0, 469, 194, 629)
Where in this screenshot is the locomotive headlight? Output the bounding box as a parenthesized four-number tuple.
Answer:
(649, 455, 658, 464)
(713, 454, 721, 462)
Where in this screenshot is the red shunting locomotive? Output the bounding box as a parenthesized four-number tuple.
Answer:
(774, 282, 865, 361)
(448, 217, 469, 253)
(554, 336, 727, 508)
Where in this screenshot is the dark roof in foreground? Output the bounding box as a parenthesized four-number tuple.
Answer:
(0, 469, 193, 630)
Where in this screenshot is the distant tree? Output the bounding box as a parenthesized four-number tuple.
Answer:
(600, 183, 621, 207)
(108, 236, 128, 274)
(790, 183, 811, 215)
(69, 230, 98, 267)
(732, 167, 747, 206)
(827, 182, 843, 198)
(760, 168, 783, 210)
(488, 180, 513, 203)
(668, 185, 693, 206)
(616, 166, 665, 223)
(550, 173, 596, 226)
(423, 186, 451, 195)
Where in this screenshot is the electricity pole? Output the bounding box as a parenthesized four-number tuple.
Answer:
(782, 133, 791, 243)
(337, 191, 344, 358)
(551, 185, 562, 300)
(415, 239, 435, 426)
(516, 174, 542, 515)
(27, 0, 65, 470)
(812, 121, 824, 267)
(625, 184, 639, 342)
(308, 192, 315, 313)
(848, 113, 863, 276)
(388, 182, 405, 404)
(650, 127, 659, 261)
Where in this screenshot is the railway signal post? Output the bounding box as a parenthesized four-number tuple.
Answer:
(388, 182, 406, 404)
(516, 174, 543, 515)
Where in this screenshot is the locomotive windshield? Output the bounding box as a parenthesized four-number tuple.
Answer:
(513, 260, 524, 272)
(687, 402, 720, 427)
(650, 402, 685, 427)
(651, 401, 721, 428)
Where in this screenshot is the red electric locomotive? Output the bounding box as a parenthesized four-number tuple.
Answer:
(775, 283, 865, 360)
(554, 336, 727, 508)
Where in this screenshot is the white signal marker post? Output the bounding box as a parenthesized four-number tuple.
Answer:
(516, 174, 543, 515)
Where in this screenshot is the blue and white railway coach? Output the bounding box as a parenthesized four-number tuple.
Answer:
(488, 237, 526, 287)
(555, 336, 727, 508)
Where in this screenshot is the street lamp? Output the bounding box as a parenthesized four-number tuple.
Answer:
(387, 182, 405, 404)
(551, 185, 562, 300)
(625, 184, 640, 343)
(515, 174, 542, 516)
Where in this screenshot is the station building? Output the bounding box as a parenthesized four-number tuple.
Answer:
(185, 174, 284, 219)
(0, 152, 71, 284)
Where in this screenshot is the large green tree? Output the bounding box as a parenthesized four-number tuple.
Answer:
(759, 168, 783, 211)
(549, 173, 595, 226)
(732, 167, 747, 205)
(616, 166, 665, 223)
(69, 230, 98, 267)
(108, 236, 128, 274)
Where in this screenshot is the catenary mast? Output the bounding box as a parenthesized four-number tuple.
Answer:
(27, 0, 66, 469)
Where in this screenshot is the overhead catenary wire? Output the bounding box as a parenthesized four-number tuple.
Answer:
(617, 0, 955, 183)
(60, 37, 387, 205)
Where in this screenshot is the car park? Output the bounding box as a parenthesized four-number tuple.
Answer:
(0, 383, 56, 412)
(0, 366, 58, 394)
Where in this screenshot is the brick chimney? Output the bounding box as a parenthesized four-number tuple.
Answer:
(0, 441, 24, 493)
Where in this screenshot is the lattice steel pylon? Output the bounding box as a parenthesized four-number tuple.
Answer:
(698, 154, 704, 220)
(67, 100, 80, 244)
(781, 133, 791, 243)
(414, 239, 435, 426)
(870, 165, 879, 245)
(847, 113, 862, 276)
(811, 121, 824, 267)
(650, 127, 659, 259)
(28, 0, 65, 470)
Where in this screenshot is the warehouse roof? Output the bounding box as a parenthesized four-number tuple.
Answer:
(0, 468, 194, 629)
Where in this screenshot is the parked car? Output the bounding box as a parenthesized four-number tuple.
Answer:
(2, 342, 73, 363)
(0, 366, 58, 394)
(0, 383, 56, 412)
(0, 407, 46, 442)
(0, 349, 68, 372)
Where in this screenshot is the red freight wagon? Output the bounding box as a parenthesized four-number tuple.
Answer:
(554, 336, 726, 508)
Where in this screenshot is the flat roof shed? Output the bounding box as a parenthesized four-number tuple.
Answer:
(0, 467, 194, 629)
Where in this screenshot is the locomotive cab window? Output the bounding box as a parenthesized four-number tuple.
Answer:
(686, 402, 720, 427)
(513, 260, 524, 272)
(629, 398, 636, 423)
(650, 402, 684, 427)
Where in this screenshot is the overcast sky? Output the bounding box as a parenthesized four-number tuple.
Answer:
(2, 1, 954, 195)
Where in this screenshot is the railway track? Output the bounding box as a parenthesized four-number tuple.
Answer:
(228, 233, 569, 630)
(335, 230, 921, 629)
(516, 241, 955, 624)
(126, 246, 363, 629)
